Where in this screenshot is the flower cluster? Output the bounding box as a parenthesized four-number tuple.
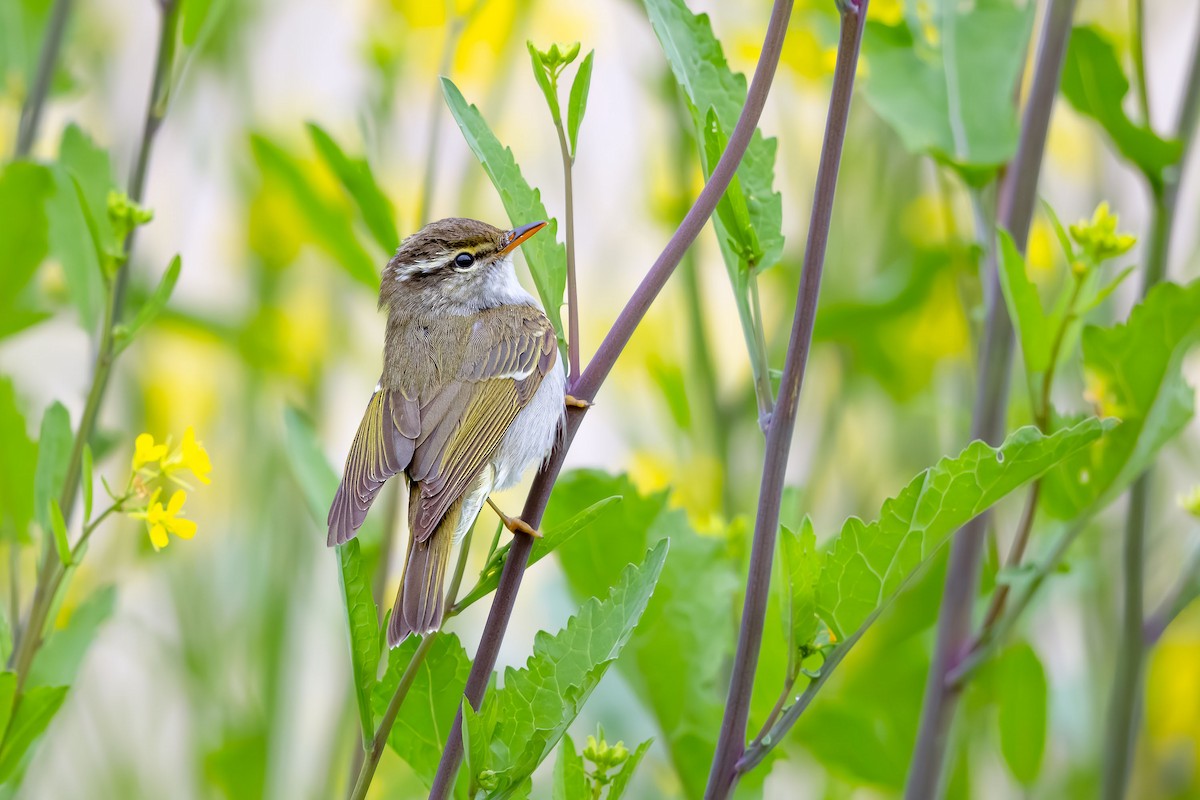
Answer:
(1069, 202, 1136, 273)
(582, 726, 630, 789)
(127, 426, 212, 550)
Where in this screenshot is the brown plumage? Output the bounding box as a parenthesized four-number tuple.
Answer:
(327, 218, 564, 647)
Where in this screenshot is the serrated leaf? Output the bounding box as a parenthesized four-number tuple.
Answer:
(33, 403, 71, 537)
(1061, 27, 1182, 185)
(484, 542, 668, 795)
(306, 123, 399, 254)
(373, 633, 472, 788)
(780, 521, 821, 675)
(1043, 280, 1200, 517)
(27, 585, 116, 689)
(338, 538, 379, 748)
(552, 734, 588, 800)
(462, 700, 492, 790)
(818, 419, 1107, 639)
(441, 78, 567, 347)
(549, 471, 736, 799)
(860, 0, 1035, 180)
(0, 379, 38, 544)
(454, 496, 621, 613)
(996, 642, 1047, 784)
(566, 51, 594, 158)
(997, 229, 1053, 376)
(642, 0, 782, 272)
(0, 684, 68, 783)
(115, 255, 181, 354)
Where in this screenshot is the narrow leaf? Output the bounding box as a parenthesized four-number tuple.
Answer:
(566, 51, 594, 158)
(33, 403, 72, 537)
(605, 738, 654, 800)
(441, 78, 567, 346)
(48, 500, 70, 566)
(116, 255, 181, 353)
(527, 42, 562, 126)
(0, 673, 15, 746)
(81, 444, 93, 525)
(996, 642, 1047, 784)
(997, 229, 1052, 376)
(0, 684, 69, 783)
(0, 379, 38, 544)
(306, 123, 399, 254)
(552, 734, 588, 800)
(337, 539, 379, 747)
(44, 166, 104, 331)
(780, 521, 821, 675)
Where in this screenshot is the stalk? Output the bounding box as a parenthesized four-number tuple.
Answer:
(703, 3, 868, 797)
(552, 109, 582, 381)
(425, 2, 796, 794)
(904, 0, 1078, 795)
(13, 0, 75, 157)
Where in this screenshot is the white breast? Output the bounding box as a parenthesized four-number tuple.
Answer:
(491, 360, 567, 490)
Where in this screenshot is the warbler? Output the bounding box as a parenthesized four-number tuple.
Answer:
(328, 218, 567, 647)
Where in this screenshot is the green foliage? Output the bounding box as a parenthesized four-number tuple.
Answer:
(32, 402, 71, 537)
(567, 51, 595, 159)
(860, 0, 1034, 180)
(0, 379, 38, 543)
(478, 542, 667, 797)
(305, 123, 399, 254)
(114, 255, 182, 354)
(1061, 27, 1181, 187)
(642, 0, 783, 273)
(28, 586, 117, 689)
(780, 521, 820, 674)
(48, 500, 69, 566)
(0, 161, 54, 340)
(995, 642, 1047, 785)
(553, 730, 651, 800)
(550, 471, 736, 799)
(1044, 280, 1200, 517)
(0, 683, 68, 784)
(818, 419, 1107, 639)
(441, 78, 568, 347)
(553, 734, 588, 800)
(997, 230, 1053, 376)
(374, 633, 472, 788)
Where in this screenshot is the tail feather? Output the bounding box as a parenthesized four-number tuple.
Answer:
(387, 489, 459, 647)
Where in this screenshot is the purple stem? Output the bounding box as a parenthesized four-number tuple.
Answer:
(903, 0, 1078, 796)
(425, 1, 796, 796)
(703, 4, 868, 797)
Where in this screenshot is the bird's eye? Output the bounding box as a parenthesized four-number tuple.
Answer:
(454, 252, 475, 269)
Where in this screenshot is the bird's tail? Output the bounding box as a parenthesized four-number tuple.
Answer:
(387, 487, 458, 647)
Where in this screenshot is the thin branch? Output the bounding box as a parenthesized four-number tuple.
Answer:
(13, 0, 75, 157)
(553, 113, 582, 382)
(1130, 0, 1151, 127)
(425, 2, 796, 795)
(904, 0, 1078, 795)
(1143, 545, 1200, 646)
(704, 3, 868, 796)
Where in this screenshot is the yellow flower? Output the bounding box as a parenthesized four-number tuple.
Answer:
(178, 426, 212, 485)
(132, 433, 168, 471)
(134, 490, 197, 551)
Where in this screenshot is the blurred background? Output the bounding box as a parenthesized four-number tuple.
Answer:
(1, 0, 1198, 797)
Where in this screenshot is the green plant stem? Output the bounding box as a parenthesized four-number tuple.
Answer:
(1102, 18, 1200, 794)
(1130, 0, 1150, 126)
(6, 0, 180, 693)
(1143, 546, 1200, 646)
(13, 0, 75, 157)
(346, 632, 437, 800)
(552, 114, 582, 382)
(904, 1, 1077, 795)
(704, 4, 867, 796)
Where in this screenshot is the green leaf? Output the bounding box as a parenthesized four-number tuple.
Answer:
(249, 134, 379, 288)
(527, 42, 562, 126)
(701, 109, 760, 266)
(58, 124, 119, 257)
(27, 585, 117, 689)
(0, 684, 68, 784)
(818, 419, 1108, 639)
(441, 78, 567, 347)
(338, 538, 379, 747)
(33, 402, 71, 537)
(642, 0, 783, 272)
(281, 409, 381, 746)
(780, 521, 821, 674)
(114, 255, 181, 354)
(860, 0, 1035, 179)
(1061, 27, 1182, 186)
(997, 229, 1053, 376)
(373, 633, 472, 788)
(566, 50, 594, 158)
(48, 500, 70, 566)
(0, 379, 38, 543)
(181, 0, 231, 49)
(306, 123, 399, 254)
(550, 472, 736, 799)
(1044, 280, 1200, 518)
(0, 161, 54, 329)
(0, 616, 11, 668)
(483, 542, 668, 795)
(605, 738, 653, 800)
(995, 642, 1047, 784)
(44, 166, 104, 331)
(462, 699, 494, 792)
(552, 734, 588, 800)
(454, 496, 621, 613)
(0, 674, 14, 745)
(81, 445, 93, 525)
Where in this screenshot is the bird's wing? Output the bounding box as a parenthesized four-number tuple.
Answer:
(408, 307, 558, 541)
(327, 387, 421, 546)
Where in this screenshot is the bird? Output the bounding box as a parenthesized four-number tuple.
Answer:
(327, 217, 567, 647)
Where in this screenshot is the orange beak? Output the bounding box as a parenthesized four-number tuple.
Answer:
(498, 220, 547, 255)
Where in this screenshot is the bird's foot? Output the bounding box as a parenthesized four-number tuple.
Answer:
(486, 497, 542, 539)
(565, 394, 592, 409)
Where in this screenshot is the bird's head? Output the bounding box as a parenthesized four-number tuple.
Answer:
(381, 217, 546, 312)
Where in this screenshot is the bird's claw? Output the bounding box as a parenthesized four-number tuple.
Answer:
(486, 497, 543, 538)
(565, 394, 592, 409)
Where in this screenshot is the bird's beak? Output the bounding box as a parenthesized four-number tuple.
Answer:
(498, 220, 547, 255)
